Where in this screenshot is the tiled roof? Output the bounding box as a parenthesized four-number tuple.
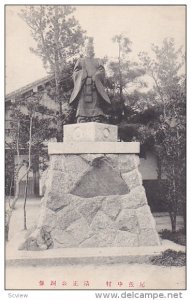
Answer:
(5, 74, 54, 101)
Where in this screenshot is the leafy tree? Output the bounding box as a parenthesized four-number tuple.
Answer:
(5, 100, 30, 241)
(138, 38, 186, 232)
(110, 34, 132, 100)
(5, 92, 57, 239)
(19, 5, 86, 141)
(106, 34, 145, 123)
(5, 150, 14, 198)
(139, 38, 184, 112)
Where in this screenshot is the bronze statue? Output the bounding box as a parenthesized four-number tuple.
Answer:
(69, 38, 111, 123)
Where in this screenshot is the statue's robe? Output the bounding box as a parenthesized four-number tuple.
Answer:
(69, 57, 111, 117)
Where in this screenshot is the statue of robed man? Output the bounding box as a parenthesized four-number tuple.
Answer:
(69, 37, 111, 123)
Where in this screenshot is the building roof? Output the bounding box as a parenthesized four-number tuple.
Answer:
(5, 74, 54, 102)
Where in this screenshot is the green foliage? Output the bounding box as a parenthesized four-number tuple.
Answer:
(5, 92, 58, 197)
(108, 38, 186, 233)
(106, 34, 145, 124)
(159, 229, 186, 246)
(10, 93, 56, 152)
(19, 6, 86, 140)
(19, 6, 86, 71)
(138, 38, 186, 232)
(5, 150, 14, 196)
(138, 38, 184, 111)
(150, 249, 186, 267)
(108, 34, 145, 97)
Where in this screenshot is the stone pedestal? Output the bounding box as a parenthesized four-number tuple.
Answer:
(64, 122, 118, 142)
(21, 123, 160, 250)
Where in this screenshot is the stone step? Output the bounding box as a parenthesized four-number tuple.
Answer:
(6, 241, 185, 267)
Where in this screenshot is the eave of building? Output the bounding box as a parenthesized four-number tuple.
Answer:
(5, 74, 54, 102)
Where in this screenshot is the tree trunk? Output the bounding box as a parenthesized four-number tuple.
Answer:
(172, 216, 177, 233)
(118, 39, 123, 103)
(23, 115, 33, 230)
(5, 210, 11, 241)
(56, 113, 63, 142)
(5, 120, 21, 241)
(54, 6, 63, 142)
(169, 211, 177, 233)
(8, 174, 14, 209)
(183, 204, 186, 234)
(23, 173, 29, 230)
(171, 167, 177, 233)
(6, 176, 21, 240)
(6, 115, 33, 240)
(11, 120, 21, 210)
(157, 156, 162, 180)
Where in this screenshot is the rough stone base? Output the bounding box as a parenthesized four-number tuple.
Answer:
(21, 154, 160, 250)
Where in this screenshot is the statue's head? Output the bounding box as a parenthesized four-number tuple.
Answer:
(85, 37, 95, 58)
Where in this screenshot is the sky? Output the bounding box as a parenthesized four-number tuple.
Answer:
(5, 5, 186, 94)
